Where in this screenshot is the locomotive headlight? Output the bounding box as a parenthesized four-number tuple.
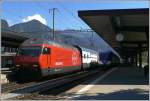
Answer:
(15, 64, 20, 67)
(33, 64, 38, 67)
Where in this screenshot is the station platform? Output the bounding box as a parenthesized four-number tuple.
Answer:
(1, 73, 9, 84)
(1, 68, 13, 84)
(61, 66, 149, 100)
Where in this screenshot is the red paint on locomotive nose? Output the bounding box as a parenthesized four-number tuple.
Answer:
(15, 56, 39, 64)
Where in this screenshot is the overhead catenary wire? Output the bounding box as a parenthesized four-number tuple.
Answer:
(53, 2, 95, 46)
(54, 1, 81, 24)
(54, 0, 89, 29)
(34, 2, 80, 30)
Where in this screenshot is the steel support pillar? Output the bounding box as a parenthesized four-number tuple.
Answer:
(135, 53, 138, 66)
(138, 44, 142, 68)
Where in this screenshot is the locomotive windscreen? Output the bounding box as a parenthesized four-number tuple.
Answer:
(17, 46, 42, 57)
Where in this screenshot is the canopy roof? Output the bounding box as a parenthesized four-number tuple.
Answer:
(78, 8, 149, 54)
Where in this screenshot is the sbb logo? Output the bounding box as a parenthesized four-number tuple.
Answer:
(72, 52, 78, 65)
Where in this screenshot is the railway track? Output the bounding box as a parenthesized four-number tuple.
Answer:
(1, 71, 78, 93)
(2, 67, 112, 100)
(1, 82, 37, 93)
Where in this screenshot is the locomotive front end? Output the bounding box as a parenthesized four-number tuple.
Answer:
(15, 46, 42, 78)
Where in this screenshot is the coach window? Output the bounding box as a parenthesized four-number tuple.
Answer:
(1, 46, 4, 53)
(43, 47, 50, 54)
(84, 54, 86, 58)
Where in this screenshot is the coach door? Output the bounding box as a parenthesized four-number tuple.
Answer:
(43, 47, 51, 67)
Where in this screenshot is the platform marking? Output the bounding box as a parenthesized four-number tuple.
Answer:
(1, 93, 21, 100)
(67, 67, 117, 99)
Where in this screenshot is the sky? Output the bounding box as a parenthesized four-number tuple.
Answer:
(2, 0, 149, 30)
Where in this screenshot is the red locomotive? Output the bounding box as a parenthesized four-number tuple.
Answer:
(15, 38, 82, 78)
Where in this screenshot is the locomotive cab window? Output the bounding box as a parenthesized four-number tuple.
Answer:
(42, 47, 50, 54)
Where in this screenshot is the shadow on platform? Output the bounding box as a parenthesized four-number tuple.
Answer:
(69, 88, 149, 100)
(83, 66, 149, 85)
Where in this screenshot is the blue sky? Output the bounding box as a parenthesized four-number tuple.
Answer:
(2, 0, 149, 30)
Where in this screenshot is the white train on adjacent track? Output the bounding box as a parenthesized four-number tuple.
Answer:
(76, 46, 100, 69)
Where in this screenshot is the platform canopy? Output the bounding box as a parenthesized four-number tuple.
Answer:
(78, 8, 149, 56)
(1, 29, 29, 47)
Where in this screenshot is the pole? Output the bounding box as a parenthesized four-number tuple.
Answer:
(49, 8, 57, 40)
(53, 8, 55, 40)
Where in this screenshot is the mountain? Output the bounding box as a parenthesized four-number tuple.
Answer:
(10, 19, 51, 33)
(1, 19, 9, 29)
(10, 19, 53, 39)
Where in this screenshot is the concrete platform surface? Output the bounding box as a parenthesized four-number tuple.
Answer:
(60, 67, 149, 100)
(1, 73, 9, 84)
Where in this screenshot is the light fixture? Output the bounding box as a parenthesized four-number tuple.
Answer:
(33, 64, 38, 67)
(116, 33, 124, 42)
(15, 64, 20, 67)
